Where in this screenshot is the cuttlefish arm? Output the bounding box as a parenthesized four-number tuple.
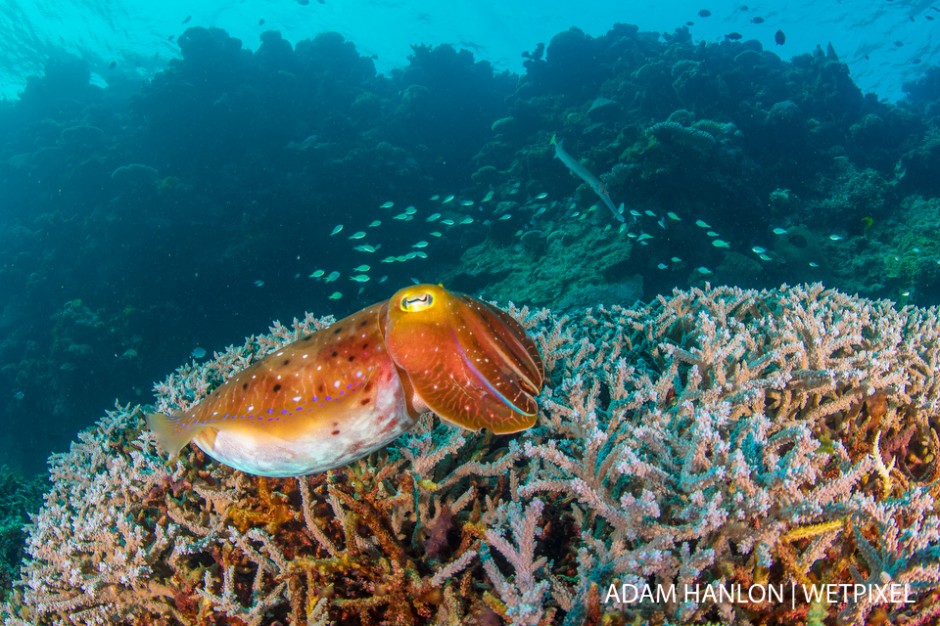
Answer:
(382, 284, 544, 434)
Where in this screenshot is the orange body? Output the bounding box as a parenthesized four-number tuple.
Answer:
(148, 284, 544, 476)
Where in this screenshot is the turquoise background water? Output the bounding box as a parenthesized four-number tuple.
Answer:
(1, 0, 935, 102)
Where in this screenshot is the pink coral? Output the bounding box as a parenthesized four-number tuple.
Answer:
(2, 284, 939, 625)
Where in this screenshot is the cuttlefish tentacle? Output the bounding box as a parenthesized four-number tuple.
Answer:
(147, 284, 544, 477)
(454, 295, 543, 399)
(383, 284, 544, 434)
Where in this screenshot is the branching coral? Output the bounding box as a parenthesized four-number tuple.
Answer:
(513, 283, 940, 624)
(3, 284, 939, 625)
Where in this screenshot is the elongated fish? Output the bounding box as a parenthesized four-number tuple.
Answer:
(551, 134, 625, 223)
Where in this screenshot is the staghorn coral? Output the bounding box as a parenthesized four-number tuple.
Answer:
(3, 284, 940, 625)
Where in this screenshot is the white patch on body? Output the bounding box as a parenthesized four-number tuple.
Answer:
(193, 372, 414, 477)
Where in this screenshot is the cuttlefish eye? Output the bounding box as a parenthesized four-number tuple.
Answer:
(400, 292, 434, 312)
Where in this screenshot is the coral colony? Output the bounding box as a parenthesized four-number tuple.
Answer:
(4, 283, 940, 625)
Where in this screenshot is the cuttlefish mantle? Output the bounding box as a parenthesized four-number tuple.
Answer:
(147, 284, 545, 477)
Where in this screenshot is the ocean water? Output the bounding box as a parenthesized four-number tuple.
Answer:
(0, 0, 936, 102)
(1, 1, 939, 623)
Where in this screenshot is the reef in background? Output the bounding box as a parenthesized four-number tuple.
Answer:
(3, 284, 939, 625)
(6, 22, 940, 474)
(0, 469, 46, 603)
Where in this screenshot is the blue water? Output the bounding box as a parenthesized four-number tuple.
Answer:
(1, 0, 935, 102)
(0, 0, 937, 478)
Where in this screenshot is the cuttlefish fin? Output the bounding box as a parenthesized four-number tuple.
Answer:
(146, 412, 203, 458)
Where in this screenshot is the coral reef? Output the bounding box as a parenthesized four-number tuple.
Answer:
(0, 469, 46, 601)
(825, 195, 940, 301)
(0, 29, 522, 473)
(465, 27, 936, 316)
(446, 203, 635, 307)
(4, 284, 940, 625)
(5, 18, 940, 475)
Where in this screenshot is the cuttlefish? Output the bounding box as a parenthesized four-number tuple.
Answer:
(147, 284, 544, 477)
